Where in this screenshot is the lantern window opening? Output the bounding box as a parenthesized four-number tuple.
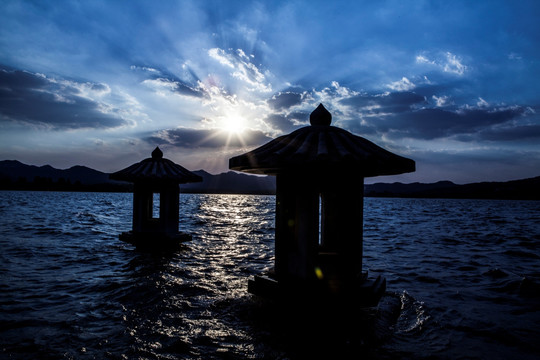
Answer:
(318, 194, 322, 247)
(318, 192, 330, 249)
(151, 192, 160, 219)
(319, 193, 326, 248)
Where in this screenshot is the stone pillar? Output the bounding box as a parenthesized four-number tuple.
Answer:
(133, 182, 153, 233)
(275, 172, 319, 282)
(160, 183, 180, 235)
(319, 175, 364, 279)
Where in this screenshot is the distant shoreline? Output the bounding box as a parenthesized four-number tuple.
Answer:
(1, 186, 539, 201)
(1, 159, 539, 200)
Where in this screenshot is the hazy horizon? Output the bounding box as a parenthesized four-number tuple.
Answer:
(3, 157, 540, 187)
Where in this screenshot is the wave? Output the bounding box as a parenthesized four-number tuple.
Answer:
(1, 192, 539, 359)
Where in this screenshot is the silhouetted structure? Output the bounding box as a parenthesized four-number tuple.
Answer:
(110, 147, 202, 249)
(230, 104, 415, 306)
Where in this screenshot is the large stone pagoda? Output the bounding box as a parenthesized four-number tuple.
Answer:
(229, 104, 415, 306)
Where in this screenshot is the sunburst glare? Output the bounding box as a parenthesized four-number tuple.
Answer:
(220, 113, 247, 134)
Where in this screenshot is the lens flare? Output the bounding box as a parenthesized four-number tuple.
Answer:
(314, 267, 324, 280)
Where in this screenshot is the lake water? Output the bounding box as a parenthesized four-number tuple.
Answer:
(1, 191, 539, 359)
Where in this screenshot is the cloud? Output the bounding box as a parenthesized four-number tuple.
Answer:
(132, 65, 204, 98)
(416, 55, 435, 65)
(477, 124, 540, 142)
(336, 119, 378, 137)
(0, 66, 129, 129)
(432, 95, 451, 107)
(416, 51, 467, 76)
(141, 77, 204, 98)
(387, 77, 415, 91)
(455, 108, 540, 143)
(208, 47, 272, 93)
(476, 97, 489, 107)
(388, 105, 531, 140)
(146, 127, 272, 148)
(267, 91, 303, 110)
(287, 111, 310, 124)
(263, 113, 298, 132)
(341, 91, 426, 115)
(323, 81, 536, 146)
(443, 52, 467, 75)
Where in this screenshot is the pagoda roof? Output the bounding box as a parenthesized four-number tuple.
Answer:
(110, 147, 202, 184)
(229, 104, 415, 177)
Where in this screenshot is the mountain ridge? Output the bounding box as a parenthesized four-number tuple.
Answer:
(1, 160, 539, 200)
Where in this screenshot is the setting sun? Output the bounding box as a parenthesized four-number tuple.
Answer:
(220, 114, 246, 134)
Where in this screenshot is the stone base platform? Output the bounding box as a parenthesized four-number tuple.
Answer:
(248, 271, 386, 308)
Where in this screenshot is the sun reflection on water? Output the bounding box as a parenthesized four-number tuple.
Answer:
(115, 194, 278, 357)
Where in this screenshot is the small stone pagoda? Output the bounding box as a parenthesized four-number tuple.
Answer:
(229, 104, 415, 306)
(110, 147, 202, 249)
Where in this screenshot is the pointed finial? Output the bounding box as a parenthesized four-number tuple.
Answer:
(310, 103, 332, 126)
(151, 146, 163, 159)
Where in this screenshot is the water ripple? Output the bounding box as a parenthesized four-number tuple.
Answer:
(0, 192, 539, 359)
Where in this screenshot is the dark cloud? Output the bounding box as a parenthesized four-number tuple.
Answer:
(267, 92, 303, 110)
(131, 65, 205, 98)
(89, 83, 109, 92)
(0, 67, 49, 89)
(146, 127, 272, 148)
(462, 124, 540, 142)
(413, 78, 468, 97)
(288, 111, 309, 123)
(337, 88, 535, 142)
(263, 113, 298, 132)
(386, 106, 529, 140)
(0, 66, 127, 129)
(341, 91, 426, 114)
(339, 119, 378, 136)
(159, 77, 204, 98)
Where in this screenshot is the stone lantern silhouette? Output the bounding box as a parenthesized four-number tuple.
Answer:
(229, 104, 415, 306)
(110, 147, 202, 249)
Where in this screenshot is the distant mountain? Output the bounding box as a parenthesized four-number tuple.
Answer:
(365, 177, 540, 200)
(0, 160, 111, 184)
(365, 181, 456, 196)
(182, 170, 276, 195)
(0, 160, 275, 194)
(1, 160, 539, 199)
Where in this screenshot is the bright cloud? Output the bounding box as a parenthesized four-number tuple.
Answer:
(443, 52, 467, 75)
(416, 52, 467, 76)
(387, 77, 416, 91)
(433, 95, 450, 107)
(416, 55, 435, 65)
(476, 97, 489, 107)
(208, 47, 272, 93)
(208, 48, 235, 68)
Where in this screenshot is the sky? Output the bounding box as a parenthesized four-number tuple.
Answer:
(1, 0, 539, 184)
